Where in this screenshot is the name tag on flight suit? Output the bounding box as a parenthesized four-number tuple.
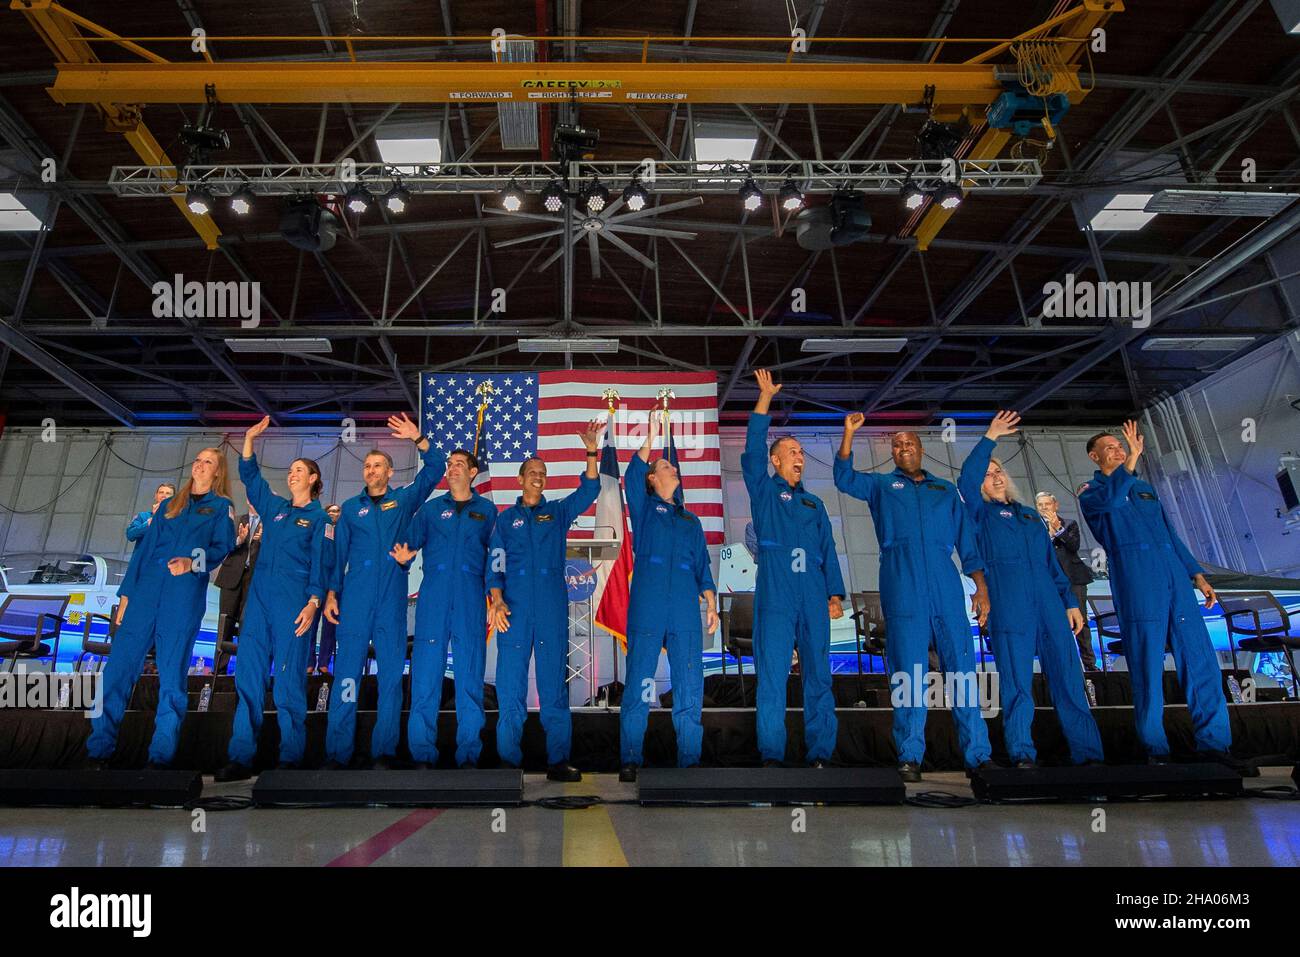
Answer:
(536, 514, 554, 522)
(380, 500, 398, 511)
(295, 517, 312, 527)
(469, 511, 487, 521)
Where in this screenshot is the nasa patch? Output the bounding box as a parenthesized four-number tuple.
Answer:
(274, 512, 287, 522)
(358, 507, 370, 517)
(891, 480, 906, 490)
(655, 504, 669, 514)
(512, 517, 525, 529)
(779, 491, 793, 502)
(999, 509, 1013, 519)
(441, 509, 455, 520)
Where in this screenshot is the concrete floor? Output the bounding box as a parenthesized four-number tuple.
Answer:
(1, 768, 1296, 867)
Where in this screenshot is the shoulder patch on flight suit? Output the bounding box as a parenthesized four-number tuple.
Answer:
(800, 498, 817, 509)
(380, 499, 398, 511)
(469, 511, 487, 521)
(295, 517, 312, 527)
(536, 513, 554, 522)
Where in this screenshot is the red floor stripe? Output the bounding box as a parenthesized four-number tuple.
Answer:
(326, 808, 445, 867)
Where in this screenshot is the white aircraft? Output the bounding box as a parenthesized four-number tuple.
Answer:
(0, 552, 222, 669)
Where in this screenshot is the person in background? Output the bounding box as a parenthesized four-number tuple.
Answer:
(87, 449, 235, 770)
(213, 501, 262, 675)
(216, 417, 328, 781)
(958, 412, 1103, 768)
(1035, 490, 1098, 670)
(126, 482, 176, 543)
(309, 503, 342, 674)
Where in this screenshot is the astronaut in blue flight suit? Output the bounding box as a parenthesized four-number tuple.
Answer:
(618, 410, 719, 781)
(125, 482, 175, 543)
(390, 448, 497, 770)
(957, 411, 1104, 768)
(835, 412, 995, 783)
(487, 419, 605, 782)
(88, 448, 235, 769)
(744, 370, 846, 768)
(216, 416, 329, 782)
(321, 413, 444, 769)
(1079, 420, 1243, 772)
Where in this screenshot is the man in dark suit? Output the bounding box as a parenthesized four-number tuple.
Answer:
(214, 502, 262, 675)
(1035, 491, 1098, 670)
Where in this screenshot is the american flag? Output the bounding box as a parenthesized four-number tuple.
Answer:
(419, 370, 724, 543)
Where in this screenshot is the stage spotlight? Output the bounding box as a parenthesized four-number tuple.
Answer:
(186, 186, 214, 216)
(541, 178, 566, 213)
(384, 182, 411, 214)
(583, 177, 610, 214)
(344, 184, 373, 214)
(622, 178, 649, 212)
(901, 180, 927, 210)
(916, 119, 963, 161)
(738, 176, 763, 212)
(778, 178, 804, 211)
(229, 185, 255, 216)
(936, 183, 963, 210)
(500, 178, 525, 212)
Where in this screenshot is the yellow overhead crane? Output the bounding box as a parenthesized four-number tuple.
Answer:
(13, 0, 1122, 251)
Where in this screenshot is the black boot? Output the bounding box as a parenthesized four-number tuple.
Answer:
(546, 761, 582, 782)
(897, 761, 922, 783)
(214, 762, 252, 783)
(618, 764, 638, 783)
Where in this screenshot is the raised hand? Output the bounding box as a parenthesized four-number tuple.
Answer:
(389, 542, 416, 565)
(985, 410, 1021, 441)
(843, 412, 865, 434)
(388, 411, 421, 442)
(236, 521, 249, 546)
(578, 418, 605, 452)
(754, 368, 781, 398)
(247, 415, 271, 441)
(1121, 419, 1144, 458)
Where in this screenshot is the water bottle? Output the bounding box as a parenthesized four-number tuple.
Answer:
(315, 682, 331, 712)
(1085, 678, 1097, 708)
(57, 676, 71, 709)
(1226, 675, 1243, 704)
(197, 683, 213, 713)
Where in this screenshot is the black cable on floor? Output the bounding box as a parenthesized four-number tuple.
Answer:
(905, 791, 980, 808)
(530, 795, 608, 810)
(186, 796, 255, 811)
(1245, 786, 1299, 800)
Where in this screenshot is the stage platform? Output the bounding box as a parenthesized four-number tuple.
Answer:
(3, 699, 1297, 773)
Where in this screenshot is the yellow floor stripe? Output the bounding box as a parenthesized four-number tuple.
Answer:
(561, 780, 629, 867)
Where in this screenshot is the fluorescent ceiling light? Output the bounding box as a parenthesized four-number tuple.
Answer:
(1270, 0, 1300, 33)
(1088, 193, 1155, 231)
(0, 192, 42, 230)
(801, 338, 909, 354)
(224, 338, 333, 354)
(517, 338, 619, 354)
(1140, 336, 1257, 352)
(692, 120, 758, 183)
(375, 117, 443, 173)
(1145, 189, 1299, 217)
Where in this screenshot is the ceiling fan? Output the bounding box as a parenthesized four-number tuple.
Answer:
(486, 195, 703, 278)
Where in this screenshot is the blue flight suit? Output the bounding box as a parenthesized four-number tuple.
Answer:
(487, 474, 600, 767)
(742, 414, 845, 763)
(226, 454, 328, 768)
(88, 490, 235, 765)
(957, 438, 1103, 764)
(619, 456, 716, 768)
(1080, 466, 1230, 755)
(325, 444, 444, 764)
(403, 491, 497, 767)
(833, 453, 992, 768)
(126, 509, 153, 543)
